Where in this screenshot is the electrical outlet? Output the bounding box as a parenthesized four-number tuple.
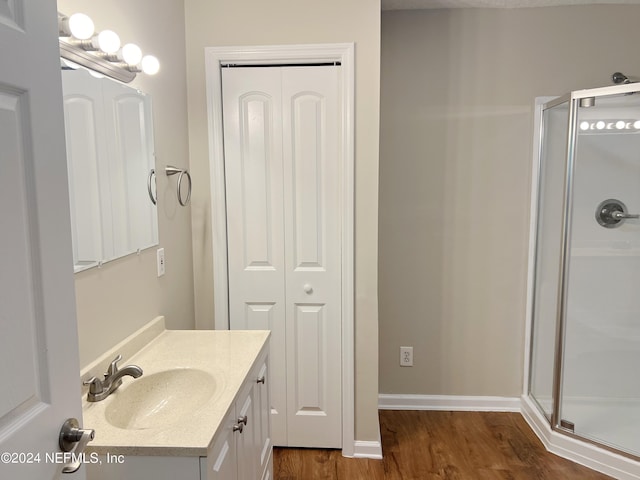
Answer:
(400, 346, 413, 367)
(157, 248, 165, 277)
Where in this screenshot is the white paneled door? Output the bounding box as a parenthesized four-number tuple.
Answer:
(0, 1, 86, 479)
(223, 66, 342, 448)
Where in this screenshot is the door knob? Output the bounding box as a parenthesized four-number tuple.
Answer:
(59, 418, 95, 473)
(303, 284, 313, 294)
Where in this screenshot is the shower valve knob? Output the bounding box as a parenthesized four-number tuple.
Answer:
(612, 211, 639, 220)
(596, 199, 638, 228)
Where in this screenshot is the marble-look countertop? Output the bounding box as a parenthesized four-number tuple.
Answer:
(82, 327, 270, 457)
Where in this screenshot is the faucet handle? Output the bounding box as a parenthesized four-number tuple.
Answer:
(83, 377, 103, 394)
(107, 354, 123, 377)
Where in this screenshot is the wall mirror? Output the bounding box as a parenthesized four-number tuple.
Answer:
(61, 66, 158, 272)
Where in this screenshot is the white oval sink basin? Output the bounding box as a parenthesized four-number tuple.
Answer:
(105, 368, 218, 430)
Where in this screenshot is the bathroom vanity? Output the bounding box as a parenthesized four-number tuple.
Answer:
(80, 318, 271, 480)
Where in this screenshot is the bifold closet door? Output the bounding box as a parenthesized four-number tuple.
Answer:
(223, 65, 342, 448)
(222, 67, 288, 445)
(281, 66, 342, 448)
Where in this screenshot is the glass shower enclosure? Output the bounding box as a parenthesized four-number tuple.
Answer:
(529, 81, 640, 460)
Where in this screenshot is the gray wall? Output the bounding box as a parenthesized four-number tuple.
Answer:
(379, 5, 640, 396)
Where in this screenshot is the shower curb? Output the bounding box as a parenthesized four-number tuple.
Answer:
(521, 395, 640, 480)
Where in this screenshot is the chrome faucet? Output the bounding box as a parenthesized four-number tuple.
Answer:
(83, 354, 143, 402)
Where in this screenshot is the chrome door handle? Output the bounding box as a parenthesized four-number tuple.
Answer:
(59, 418, 95, 474)
(612, 211, 640, 219)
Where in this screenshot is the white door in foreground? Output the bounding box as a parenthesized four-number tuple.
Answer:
(0, 1, 86, 478)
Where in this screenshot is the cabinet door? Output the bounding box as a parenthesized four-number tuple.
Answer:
(236, 379, 258, 480)
(255, 357, 272, 477)
(87, 456, 199, 480)
(204, 349, 272, 480)
(204, 406, 238, 480)
(261, 451, 273, 480)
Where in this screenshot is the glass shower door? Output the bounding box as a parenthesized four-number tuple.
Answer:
(560, 92, 640, 458)
(530, 99, 570, 420)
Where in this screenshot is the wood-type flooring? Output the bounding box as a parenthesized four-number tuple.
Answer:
(273, 410, 614, 479)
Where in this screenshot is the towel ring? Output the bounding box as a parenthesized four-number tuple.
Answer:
(147, 169, 157, 205)
(165, 165, 191, 207)
(177, 169, 191, 207)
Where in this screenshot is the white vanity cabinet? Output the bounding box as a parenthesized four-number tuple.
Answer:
(83, 328, 272, 480)
(203, 353, 272, 480)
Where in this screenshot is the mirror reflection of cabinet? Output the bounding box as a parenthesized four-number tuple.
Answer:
(62, 67, 158, 272)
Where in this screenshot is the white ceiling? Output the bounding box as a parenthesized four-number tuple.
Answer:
(382, 0, 640, 10)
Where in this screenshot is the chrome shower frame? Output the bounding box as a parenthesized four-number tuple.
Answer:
(526, 81, 640, 468)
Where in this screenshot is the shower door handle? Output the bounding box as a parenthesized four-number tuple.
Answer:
(612, 211, 639, 220)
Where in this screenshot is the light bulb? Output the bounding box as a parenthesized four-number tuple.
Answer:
(596, 121, 605, 130)
(634, 120, 640, 129)
(60, 58, 80, 69)
(121, 43, 142, 65)
(141, 55, 160, 75)
(97, 30, 121, 54)
(616, 120, 626, 130)
(67, 13, 94, 40)
(579, 121, 590, 131)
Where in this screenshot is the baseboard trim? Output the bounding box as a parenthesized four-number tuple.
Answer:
(351, 417, 383, 459)
(353, 440, 383, 459)
(378, 394, 522, 412)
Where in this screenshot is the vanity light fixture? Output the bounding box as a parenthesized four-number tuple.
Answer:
(141, 55, 160, 75)
(579, 119, 640, 134)
(121, 43, 143, 66)
(59, 13, 94, 40)
(74, 29, 121, 55)
(94, 30, 121, 54)
(58, 12, 161, 83)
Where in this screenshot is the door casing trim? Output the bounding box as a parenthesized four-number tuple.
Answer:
(204, 43, 355, 457)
